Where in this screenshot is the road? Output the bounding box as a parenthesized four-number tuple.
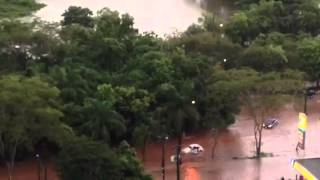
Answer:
(141, 96, 320, 180)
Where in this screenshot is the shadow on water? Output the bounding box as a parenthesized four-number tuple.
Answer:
(253, 159, 262, 180)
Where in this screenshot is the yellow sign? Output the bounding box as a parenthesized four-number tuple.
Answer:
(298, 112, 308, 131)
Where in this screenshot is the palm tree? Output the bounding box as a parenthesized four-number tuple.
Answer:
(80, 98, 126, 144)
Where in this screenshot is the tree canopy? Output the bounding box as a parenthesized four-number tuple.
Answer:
(0, 0, 44, 18)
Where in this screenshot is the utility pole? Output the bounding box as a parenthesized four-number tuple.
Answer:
(35, 154, 41, 180)
(304, 90, 307, 114)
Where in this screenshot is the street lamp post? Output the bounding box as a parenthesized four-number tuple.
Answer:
(161, 136, 168, 180)
(35, 154, 41, 180)
(176, 134, 182, 180)
(304, 90, 307, 114)
(176, 100, 196, 180)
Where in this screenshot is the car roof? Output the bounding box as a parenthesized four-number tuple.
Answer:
(265, 118, 278, 123)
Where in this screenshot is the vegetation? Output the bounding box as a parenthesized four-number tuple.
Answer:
(0, 75, 68, 180)
(0, 0, 319, 178)
(57, 138, 151, 180)
(0, 0, 44, 18)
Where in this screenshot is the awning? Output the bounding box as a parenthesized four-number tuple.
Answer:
(292, 158, 320, 180)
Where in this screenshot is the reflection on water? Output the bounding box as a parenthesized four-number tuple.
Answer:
(184, 165, 201, 180)
(35, 0, 233, 36)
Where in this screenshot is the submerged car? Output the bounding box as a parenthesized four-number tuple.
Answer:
(182, 144, 204, 154)
(262, 118, 279, 129)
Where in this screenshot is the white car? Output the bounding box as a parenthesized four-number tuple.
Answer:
(182, 144, 204, 154)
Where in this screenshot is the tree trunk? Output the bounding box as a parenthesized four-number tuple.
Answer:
(211, 129, 219, 159)
(6, 160, 15, 180)
(6, 163, 12, 180)
(6, 140, 18, 180)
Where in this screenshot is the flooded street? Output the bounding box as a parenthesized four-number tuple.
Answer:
(141, 96, 320, 179)
(35, 0, 204, 36)
(35, 0, 233, 36)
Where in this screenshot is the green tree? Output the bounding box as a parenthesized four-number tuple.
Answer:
(0, 21, 34, 73)
(298, 38, 320, 85)
(0, 0, 44, 18)
(226, 0, 320, 44)
(111, 85, 154, 156)
(203, 68, 242, 129)
(57, 136, 122, 180)
(251, 32, 301, 70)
(57, 137, 151, 180)
(80, 98, 126, 144)
(61, 6, 94, 27)
(0, 75, 67, 180)
(116, 141, 152, 180)
(96, 8, 137, 38)
(225, 12, 253, 44)
(239, 44, 288, 72)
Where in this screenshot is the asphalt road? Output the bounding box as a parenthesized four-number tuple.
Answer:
(141, 96, 320, 180)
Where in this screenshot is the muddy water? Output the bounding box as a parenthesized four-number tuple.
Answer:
(141, 97, 320, 179)
(35, 0, 233, 36)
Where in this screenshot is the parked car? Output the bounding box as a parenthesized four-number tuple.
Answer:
(262, 118, 279, 129)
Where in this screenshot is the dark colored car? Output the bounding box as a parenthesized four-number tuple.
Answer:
(262, 118, 279, 129)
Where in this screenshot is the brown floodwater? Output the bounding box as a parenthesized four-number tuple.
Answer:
(0, 97, 318, 179)
(35, 0, 233, 36)
(140, 96, 320, 180)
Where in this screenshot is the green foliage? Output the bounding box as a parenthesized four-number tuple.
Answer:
(0, 0, 44, 18)
(61, 6, 94, 27)
(80, 98, 126, 144)
(298, 37, 320, 81)
(0, 75, 70, 178)
(96, 8, 137, 38)
(239, 44, 287, 72)
(225, 12, 250, 43)
(116, 141, 152, 180)
(226, 0, 320, 43)
(114, 86, 154, 115)
(0, 75, 67, 145)
(1, 2, 316, 177)
(57, 138, 151, 180)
